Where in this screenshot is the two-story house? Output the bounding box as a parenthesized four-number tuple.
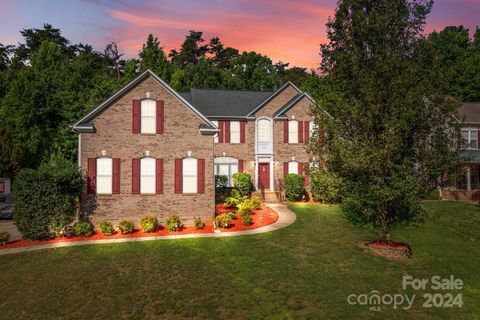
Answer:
(72, 70, 314, 226)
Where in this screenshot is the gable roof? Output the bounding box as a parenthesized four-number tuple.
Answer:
(72, 69, 217, 133)
(179, 88, 273, 118)
(273, 93, 316, 119)
(245, 81, 302, 117)
(457, 102, 480, 124)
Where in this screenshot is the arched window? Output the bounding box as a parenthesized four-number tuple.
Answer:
(214, 157, 238, 187)
(288, 161, 299, 174)
(288, 120, 298, 144)
(257, 119, 270, 143)
(96, 157, 113, 194)
(183, 157, 198, 193)
(141, 99, 156, 133)
(140, 157, 156, 194)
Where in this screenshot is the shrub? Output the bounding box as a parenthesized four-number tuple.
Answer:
(141, 215, 159, 233)
(424, 188, 440, 200)
(215, 213, 232, 228)
(310, 171, 344, 203)
(99, 221, 115, 236)
(13, 155, 82, 240)
(119, 220, 135, 234)
(73, 221, 93, 237)
(225, 212, 237, 220)
(0, 231, 10, 245)
(250, 196, 262, 210)
(224, 189, 243, 208)
(237, 198, 256, 216)
(284, 174, 306, 201)
(165, 214, 182, 231)
(241, 213, 252, 226)
(215, 175, 228, 195)
(232, 173, 252, 197)
(193, 217, 204, 229)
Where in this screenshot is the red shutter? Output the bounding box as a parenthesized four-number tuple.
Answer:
(156, 100, 164, 134)
(298, 121, 304, 143)
(298, 162, 304, 176)
(112, 158, 121, 194)
(283, 162, 289, 177)
(218, 121, 225, 143)
(87, 158, 96, 194)
(156, 158, 163, 194)
(238, 159, 244, 173)
(284, 121, 289, 143)
(304, 121, 310, 142)
(198, 159, 205, 193)
(175, 159, 182, 194)
(132, 159, 140, 194)
(132, 100, 141, 133)
(225, 121, 231, 143)
(240, 121, 246, 143)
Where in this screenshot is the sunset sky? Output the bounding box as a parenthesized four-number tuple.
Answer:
(0, 0, 478, 69)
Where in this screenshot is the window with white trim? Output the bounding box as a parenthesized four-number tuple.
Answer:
(212, 121, 219, 144)
(288, 120, 298, 144)
(258, 119, 270, 143)
(96, 157, 112, 194)
(141, 99, 156, 134)
(230, 121, 240, 143)
(288, 161, 299, 174)
(214, 157, 238, 187)
(182, 157, 198, 193)
(309, 120, 314, 140)
(461, 129, 478, 149)
(140, 157, 156, 194)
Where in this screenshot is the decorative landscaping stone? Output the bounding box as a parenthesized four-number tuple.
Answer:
(359, 240, 412, 260)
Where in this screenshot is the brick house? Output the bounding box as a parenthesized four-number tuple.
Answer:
(72, 70, 314, 226)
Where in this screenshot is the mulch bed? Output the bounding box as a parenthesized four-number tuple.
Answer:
(359, 240, 412, 260)
(0, 205, 278, 249)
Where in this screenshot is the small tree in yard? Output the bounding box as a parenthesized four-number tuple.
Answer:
(13, 155, 81, 240)
(312, 0, 461, 242)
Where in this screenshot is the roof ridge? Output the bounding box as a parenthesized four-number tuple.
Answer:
(190, 87, 274, 93)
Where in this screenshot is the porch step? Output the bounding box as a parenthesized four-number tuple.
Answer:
(252, 191, 283, 204)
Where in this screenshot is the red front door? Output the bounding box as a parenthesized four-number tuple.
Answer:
(258, 163, 270, 190)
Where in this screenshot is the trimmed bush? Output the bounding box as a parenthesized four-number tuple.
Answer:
(226, 212, 237, 220)
(13, 155, 82, 240)
(232, 173, 252, 197)
(310, 171, 344, 203)
(0, 231, 10, 245)
(215, 175, 228, 195)
(224, 189, 243, 208)
(241, 213, 252, 226)
(250, 196, 262, 210)
(73, 221, 93, 237)
(215, 213, 232, 228)
(141, 215, 159, 233)
(425, 188, 440, 200)
(165, 214, 182, 231)
(284, 174, 305, 201)
(119, 220, 135, 234)
(99, 221, 115, 236)
(193, 217, 204, 229)
(237, 199, 255, 216)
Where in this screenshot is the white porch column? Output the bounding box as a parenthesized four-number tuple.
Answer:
(466, 166, 472, 191)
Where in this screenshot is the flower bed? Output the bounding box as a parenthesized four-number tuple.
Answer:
(0, 205, 279, 250)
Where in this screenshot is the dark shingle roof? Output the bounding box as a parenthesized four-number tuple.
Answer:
(458, 103, 480, 123)
(180, 88, 273, 118)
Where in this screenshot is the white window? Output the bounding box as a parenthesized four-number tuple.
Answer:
(214, 157, 238, 187)
(96, 157, 112, 194)
(258, 119, 270, 143)
(309, 120, 314, 140)
(230, 121, 240, 143)
(141, 99, 156, 134)
(288, 161, 299, 174)
(182, 157, 198, 193)
(288, 120, 298, 144)
(140, 157, 156, 194)
(212, 121, 219, 144)
(461, 129, 478, 149)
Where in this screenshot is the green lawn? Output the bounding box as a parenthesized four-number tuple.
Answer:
(0, 201, 479, 319)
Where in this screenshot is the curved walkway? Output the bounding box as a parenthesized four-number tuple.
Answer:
(0, 204, 296, 256)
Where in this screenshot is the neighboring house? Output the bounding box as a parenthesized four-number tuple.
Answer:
(72, 70, 314, 226)
(442, 102, 480, 201)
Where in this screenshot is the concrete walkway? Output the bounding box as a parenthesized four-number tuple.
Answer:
(0, 204, 296, 256)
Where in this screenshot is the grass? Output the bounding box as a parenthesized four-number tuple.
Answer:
(0, 201, 479, 319)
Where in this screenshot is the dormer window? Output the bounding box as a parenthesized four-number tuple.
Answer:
(461, 129, 478, 149)
(141, 99, 156, 134)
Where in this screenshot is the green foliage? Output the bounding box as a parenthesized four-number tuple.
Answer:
(165, 214, 182, 231)
(237, 197, 261, 215)
(12, 155, 81, 240)
(215, 213, 232, 229)
(224, 189, 244, 208)
(249, 196, 262, 210)
(425, 189, 441, 200)
(215, 175, 228, 195)
(99, 221, 115, 236)
(241, 213, 252, 226)
(193, 217, 204, 230)
(310, 171, 344, 203)
(0, 231, 10, 245)
(119, 220, 135, 234)
(140, 215, 159, 233)
(225, 212, 237, 220)
(73, 221, 93, 237)
(284, 174, 305, 201)
(139, 34, 172, 82)
(233, 173, 252, 197)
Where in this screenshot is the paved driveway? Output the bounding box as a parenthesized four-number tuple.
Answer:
(0, 220, 22, 242)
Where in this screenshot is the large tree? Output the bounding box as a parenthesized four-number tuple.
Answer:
(312, 0, 461, 240)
